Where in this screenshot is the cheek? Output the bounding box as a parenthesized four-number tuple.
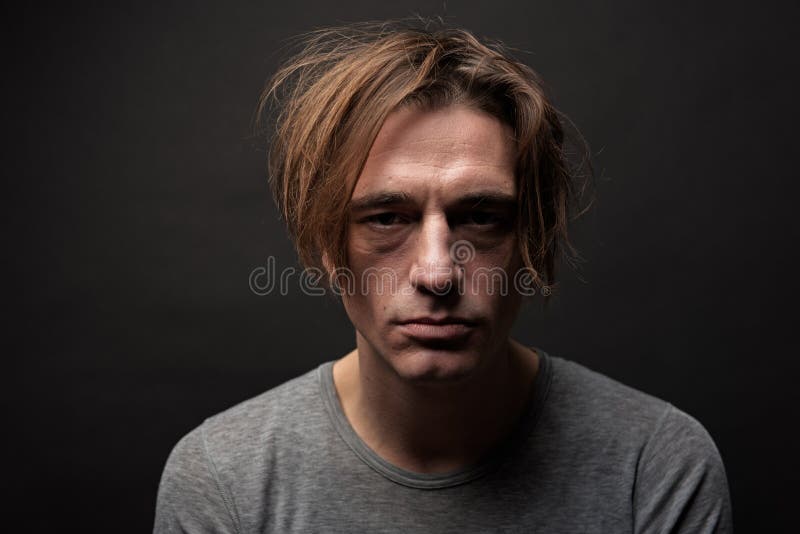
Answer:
(341, 246, 400, 323)
(461, 241, 523, 299)
(468, 237, 520, 270)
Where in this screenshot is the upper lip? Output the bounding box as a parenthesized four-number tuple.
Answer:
(398, 316, 476, 325)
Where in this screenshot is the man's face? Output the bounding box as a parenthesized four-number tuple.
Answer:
(341, 104, 523, 384)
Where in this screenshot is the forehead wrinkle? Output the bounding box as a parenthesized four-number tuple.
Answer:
(356, 166, 514, 195)
(355, 160, 516, 201)
(366, 138, 513, 166)
(362, 151, 514, 182)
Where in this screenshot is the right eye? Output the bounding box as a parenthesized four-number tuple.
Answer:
(365, 212, 405, 227)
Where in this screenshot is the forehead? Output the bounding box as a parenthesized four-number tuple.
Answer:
(351, 105, 517, 202)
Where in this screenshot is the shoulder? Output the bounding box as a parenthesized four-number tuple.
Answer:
(185, 363, 327, 476)
(634, 403, 733, 532)
(544, 354, 732, 532)
(545, 355, 674, 440)
(545, 354, 727, 463)
(153, 364, 326, 533)
(200, 364, 324, 452)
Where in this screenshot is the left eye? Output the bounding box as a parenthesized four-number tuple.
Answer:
(464, 212, 502, 225)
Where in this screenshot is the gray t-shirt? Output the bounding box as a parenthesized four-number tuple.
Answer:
(154, 350, 732, 533)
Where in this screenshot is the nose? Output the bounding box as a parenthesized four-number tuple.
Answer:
(409, 214, 461, 296)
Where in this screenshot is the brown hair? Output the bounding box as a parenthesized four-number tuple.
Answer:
(256, 19, 592, 296)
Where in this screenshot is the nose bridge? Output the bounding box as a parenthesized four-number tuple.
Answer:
(417, 211, 452, 265)
(411, 212, 457, 293)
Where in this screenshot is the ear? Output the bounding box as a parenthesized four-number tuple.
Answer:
(321, 250, 335, 275)
(321, 250, 351, 302)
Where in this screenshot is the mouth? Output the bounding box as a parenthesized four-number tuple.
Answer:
(395, 316, 477, 342)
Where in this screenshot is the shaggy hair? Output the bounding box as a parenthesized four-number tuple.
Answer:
(256, 19, 592, 296)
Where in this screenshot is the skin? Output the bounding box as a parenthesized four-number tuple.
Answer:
(332, 104, 539, 474)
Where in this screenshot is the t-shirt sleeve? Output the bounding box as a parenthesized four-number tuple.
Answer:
(633, 404, 733, 533)
(153, 423, 240, 534)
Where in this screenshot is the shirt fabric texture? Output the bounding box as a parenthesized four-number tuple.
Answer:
(154, 349, 733, 533)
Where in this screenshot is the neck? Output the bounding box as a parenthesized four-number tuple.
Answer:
(332, 338, 539, 474)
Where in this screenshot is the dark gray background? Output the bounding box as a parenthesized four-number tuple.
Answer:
(7, 0, 798, 531)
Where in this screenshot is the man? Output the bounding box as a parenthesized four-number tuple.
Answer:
(154, 21, 732, 533)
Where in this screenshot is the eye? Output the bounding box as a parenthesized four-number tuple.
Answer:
(365, 212, 406, 228)
(463, 211, 504, 226)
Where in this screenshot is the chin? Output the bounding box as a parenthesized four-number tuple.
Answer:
(389, 345, 482, 385)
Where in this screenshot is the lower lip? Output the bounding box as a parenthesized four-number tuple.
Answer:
(397, 322, 475, 341)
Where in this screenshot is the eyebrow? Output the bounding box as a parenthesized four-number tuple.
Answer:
(348, 192, 413, 212)
(348, 191, 517, 212)
(456, 192, 517, 210)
